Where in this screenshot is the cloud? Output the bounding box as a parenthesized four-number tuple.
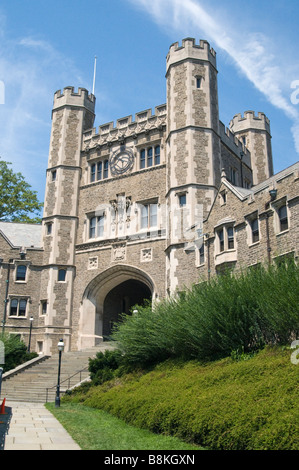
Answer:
(0, 23, 84, 200)
(128, 0, 299, 152)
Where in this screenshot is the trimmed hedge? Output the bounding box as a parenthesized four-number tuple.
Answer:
(66, 347, 299, 450)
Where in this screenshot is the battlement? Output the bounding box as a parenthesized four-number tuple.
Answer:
(83, 104, 167, 150)
(53, 86, 96, 114)
(166, 38, 217, 73)
(229, 111, 271, 134)
(219, 120, 251, 167)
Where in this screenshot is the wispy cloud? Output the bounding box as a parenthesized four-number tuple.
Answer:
(128, 0, 299, 152)
(0, 23, 84, 200)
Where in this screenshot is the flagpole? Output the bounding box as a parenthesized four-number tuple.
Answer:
(92, 56, 97, 96)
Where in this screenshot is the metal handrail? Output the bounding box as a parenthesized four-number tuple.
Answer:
(45, 366, 89, 402)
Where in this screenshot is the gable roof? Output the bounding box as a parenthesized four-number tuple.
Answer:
(0, 221, 42, 249)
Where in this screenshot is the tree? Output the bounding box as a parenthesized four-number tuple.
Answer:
(0, 158, 43, 223)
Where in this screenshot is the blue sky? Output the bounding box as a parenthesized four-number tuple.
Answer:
(0, 0, 298, 203)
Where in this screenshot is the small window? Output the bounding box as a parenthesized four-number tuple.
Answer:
(199, 244, 205, 264)
(10, 299, 18, 316)
(19, 299, 27, 316)
(41, 300, 47, 315)
(16, 265, 27, 282)
(278, 205, 288, 232)
(89, 216, 96, 238)
(58, 269, 66, 282)
(218, 228, 224, 253)
(90, 164, 96, 182)
(229, 167, 237, 185)
(140, 150, 146, 169)
(179, 194, 187, 207)
(220, 191, 226, 205)
(46, 223, 52, 235)
(227, 227, 234, 250)
(103, 160, 109, 179)
(51, 170, 57, 181)
(147, 148, 153, 167)
(251, 218, 259, 243)
(97, 161, 103, 181)
(89, 215, 105, 239)
(196, 77, 202, 89)
(9, 298, 28, 317)
(140, 203, 158, 230)
(155, 146, 160, 165)
(97, 215, 105, 238)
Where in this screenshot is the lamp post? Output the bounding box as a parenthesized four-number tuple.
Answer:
(27, 316, 34, 352)
(55, 338, 64, 408)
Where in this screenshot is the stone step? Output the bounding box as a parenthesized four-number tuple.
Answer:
(1, 342, 115, 403)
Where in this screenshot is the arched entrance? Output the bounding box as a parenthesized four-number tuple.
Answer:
(78, 265, 155, 349)
(103, 279, 151, 338)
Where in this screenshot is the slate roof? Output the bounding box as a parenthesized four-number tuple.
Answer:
(0, 221, 42, 249)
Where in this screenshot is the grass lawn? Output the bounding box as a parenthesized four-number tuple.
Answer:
(45, 402, 203, 451)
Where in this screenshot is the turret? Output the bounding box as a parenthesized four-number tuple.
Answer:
(230, 111, 273, 185)
(165, 38, 221, 293)
(40, 86, 96, 354)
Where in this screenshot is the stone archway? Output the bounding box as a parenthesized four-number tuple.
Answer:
(103, 279, 151, 338)
(78, 265, 155, 349)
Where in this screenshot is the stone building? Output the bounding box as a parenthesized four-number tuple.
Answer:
(0, 38, 297, 355)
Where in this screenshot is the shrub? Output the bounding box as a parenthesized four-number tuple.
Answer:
(88, 349, 125, 385)
(80, 347, 299, 450)
(0, 333, 37, 372)
(112, 262, 299, 367)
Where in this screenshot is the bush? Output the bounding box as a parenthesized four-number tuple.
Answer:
(112, 262, 299, 367)
(0, 333, 38, 372)
(88, 349, 125, 386)
(80, 347, 299, 450)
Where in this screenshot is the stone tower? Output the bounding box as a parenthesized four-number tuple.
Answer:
(40, 87, 96, 354)
(165, 38, 221, 293)
(229, 111, 273, 185)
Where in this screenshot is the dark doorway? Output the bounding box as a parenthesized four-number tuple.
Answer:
(103, 279, 152, 337)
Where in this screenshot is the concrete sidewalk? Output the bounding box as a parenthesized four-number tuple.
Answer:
(3, 401, 81, 450)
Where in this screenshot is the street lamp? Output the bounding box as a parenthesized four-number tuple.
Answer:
(27, 316, 34, 352)
(55, 338, 65, 408)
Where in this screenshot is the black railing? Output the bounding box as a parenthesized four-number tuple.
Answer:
(45, 367, 89, 403)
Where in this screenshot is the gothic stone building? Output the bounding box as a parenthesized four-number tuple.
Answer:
(0, 38, 298, 355)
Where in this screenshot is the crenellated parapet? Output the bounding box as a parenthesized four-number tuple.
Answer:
(166, 38, 217, 74)
(219, 121, 251, 167)
(230, 111, 271, 135)
(53, 86, 96, 114)
(83, 104, 167, 150)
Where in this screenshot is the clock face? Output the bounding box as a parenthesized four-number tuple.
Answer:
(109, 149, 134, 175)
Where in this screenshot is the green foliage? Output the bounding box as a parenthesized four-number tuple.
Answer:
(75, 347, 299, 450)
(112, 262, 299, 367)
(0, 333, 37, 372)
(88, 349, 125, 386)
(0, 158, 43, 222)
(46, 403, 201, 450)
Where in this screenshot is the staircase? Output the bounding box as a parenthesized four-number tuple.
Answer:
(0, 343, 115, 403)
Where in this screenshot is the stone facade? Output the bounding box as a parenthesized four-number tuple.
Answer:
(0, 38, 297, 355)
